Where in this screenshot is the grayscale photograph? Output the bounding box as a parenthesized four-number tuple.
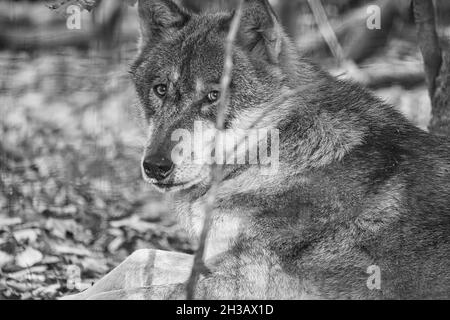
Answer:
(0, 0, 449, 304)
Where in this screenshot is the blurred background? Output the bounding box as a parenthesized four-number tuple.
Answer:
(0, 0, 448, 299)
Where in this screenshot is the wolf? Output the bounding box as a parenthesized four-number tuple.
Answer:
(67, 0, 450, 300)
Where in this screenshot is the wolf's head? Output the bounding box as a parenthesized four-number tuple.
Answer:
(131, 0, 307, 193)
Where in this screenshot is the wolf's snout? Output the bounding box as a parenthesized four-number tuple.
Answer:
(142, 155, 175, 182)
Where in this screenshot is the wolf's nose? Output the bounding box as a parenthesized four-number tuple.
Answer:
(143, 156, 175, 181)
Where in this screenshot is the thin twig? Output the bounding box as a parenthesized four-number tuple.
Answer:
(307, 0, 345, 65)
(185, 0, 244, 300)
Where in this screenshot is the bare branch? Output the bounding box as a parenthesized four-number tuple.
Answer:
(185, 0, 244, 300)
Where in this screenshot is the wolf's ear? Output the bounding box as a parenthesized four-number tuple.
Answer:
(237, 0, 283, 64)
(138, 0, 190, 46)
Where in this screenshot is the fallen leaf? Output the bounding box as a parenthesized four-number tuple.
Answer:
(6, 272, 46, 283)
(41, 256, 60, 265)
(45, 218, 91, 243)
(8, 265, 47, 274)
(13, 229, 40, 244)
(52, 244, 92, 257)
(110, 216, 158, 233)
(5, 266, 48, 281)
(15, 247, 44, 268)
(0, 251, 14, 268)
(81, 257, 109, 276)
(0, 217, 22, 228)
(107, 236, 124, 253)
(32, 283, 61, 297)
(5, 280, 40, 293)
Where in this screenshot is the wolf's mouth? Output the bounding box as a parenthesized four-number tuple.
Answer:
(141, 161, 207, 193)
(151, 176, 204, 193)
(153, 182, 188, 192)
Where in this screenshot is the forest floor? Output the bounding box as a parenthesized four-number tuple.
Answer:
(0, 48, 194, 300)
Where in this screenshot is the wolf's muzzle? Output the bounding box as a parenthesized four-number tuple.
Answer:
(143, 155, 175, 182)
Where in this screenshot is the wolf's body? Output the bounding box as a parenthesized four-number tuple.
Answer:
(175, 82, 450, 299)
(67, 0, 450, 300)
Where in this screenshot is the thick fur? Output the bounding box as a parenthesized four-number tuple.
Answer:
(129, 0, 450, 299)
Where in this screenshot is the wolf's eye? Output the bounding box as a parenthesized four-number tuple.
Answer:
(207, 90, 220, 103)
(154, 84, 167, 98)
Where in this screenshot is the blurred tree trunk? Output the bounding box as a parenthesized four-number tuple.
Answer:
(344, 0, 409, 63)
(93, 0, 127, 50)
(300, 0, 412, 63)
(431, 55, 450, 136)
(413, 0, 449, 136)
(430, 0, 450, 136)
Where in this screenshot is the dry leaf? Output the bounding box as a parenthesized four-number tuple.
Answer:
(107, 236, 125, 253)
(13, 229, 40, 244)
(0, 251, 14, 268)
(52, 244, 92, 257)
(110, 216, 158, 233)
(5, 266, 48, 282)
(0, 217, 22, 228)
(32, 283, 61, 297)
(81, 257, 109, 275)
(6, 272, 46, 283)
(41, 256, 61, 265)
(15, 247, 44, 268)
